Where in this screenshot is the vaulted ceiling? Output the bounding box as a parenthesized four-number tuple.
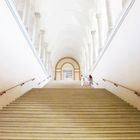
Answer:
(35, 0, 96, 66)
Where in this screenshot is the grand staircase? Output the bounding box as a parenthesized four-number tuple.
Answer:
(0, 81, 140, 139)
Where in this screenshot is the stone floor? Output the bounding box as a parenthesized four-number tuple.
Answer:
(44, 80, 90, 88)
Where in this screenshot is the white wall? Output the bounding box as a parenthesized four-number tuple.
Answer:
(92, 0, 140, 110)
(0, 0, 49, 108)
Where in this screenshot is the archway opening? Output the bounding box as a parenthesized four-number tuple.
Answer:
(62, 63, 74, 80)
(54, 57, 80, 80)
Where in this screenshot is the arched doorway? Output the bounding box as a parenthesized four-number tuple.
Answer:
(54, 57, 80, 80)
(62, 63, 74, 80)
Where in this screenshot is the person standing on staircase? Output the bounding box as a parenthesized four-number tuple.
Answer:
(88, 75, 93, 87)
(80, 75, 85, 86)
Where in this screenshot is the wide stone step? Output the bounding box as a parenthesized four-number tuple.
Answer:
(0, 137, 140, 140)
(1, 111, 139, 115)
(17, 97, 126, 99)
(0, 115, 140, 119)
(20, 94, 118, 97)
(12, 101, 126, 104)
(1, 122, 140, 127)
(0, 132, 140, 137)
(0, 118, 140, 123)
(0, 129, 140, 133)
(0, 137, 139, 140)
(7, 104, 131, 107)
(7, 104, 132, 107)
(2, 107, 137, 111)
(18, 97, 121, 99)
(4, 107, 136, 111)
(13, 101, 127, 103)
(0, 109, 140, 117)
(0, 126, 140, 131)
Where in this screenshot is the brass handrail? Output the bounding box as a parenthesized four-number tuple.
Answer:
(38, 76, 51, 85)
(0, 78, 35, 96)
(102, 78, 140, 96)
(93, 80, 99, 86)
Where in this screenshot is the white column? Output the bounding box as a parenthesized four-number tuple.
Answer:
(83, 55, 86, 75)
(33, 12, 40, 51)
(122, 0, 129, 8)
(14, 0, 25, 18)
(96, 13, 103, 53)
(91, 30, 96, 63)
(46, 51, 49, 72)
(39, 30, 45, 59)
(27, 0, 33, 36)
(85, 50, 89, 74)
(22, 0, 28, 24)
(81, 47, 86, 75)
(105, 0, 113, 35)
(88, 43, 92, 71)
(23, 0, 31, 31)
(45, 44, 48, 70)
(14, 0, 19, 8)
(84, 52, 87, 75)
(43, 42, 48, 66)
(28, 1, 35, 39)
(47, 52, 51, 75)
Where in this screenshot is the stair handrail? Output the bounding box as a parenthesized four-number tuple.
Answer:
(102, 78, 140, 96)
(38, 76, 51, 85)
(0, 78, 35, 96)
(93, 80, 99, 86)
